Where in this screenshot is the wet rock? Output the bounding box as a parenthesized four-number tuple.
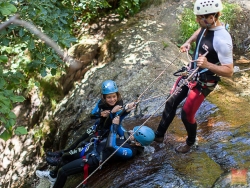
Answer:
(3, 0, 250, 188)
(236, 56, 250, 64)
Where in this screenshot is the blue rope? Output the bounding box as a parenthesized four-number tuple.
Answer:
(194, 28, 207, 68)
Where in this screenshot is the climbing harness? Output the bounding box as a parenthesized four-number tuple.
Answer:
(234, 66, 250, 73)
(82, 138, 101, 161)
(86, 123, 98, 136)
(80, 137, 103, 186)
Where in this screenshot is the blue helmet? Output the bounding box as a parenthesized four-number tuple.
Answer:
(101, 80, 118, 94)
(133, 126, 155, 146)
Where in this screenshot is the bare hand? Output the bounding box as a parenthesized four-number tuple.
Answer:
(180, 42, 191, 52)
(101, 110, 110, 117)
(196, 54, 209, 68)
(111, 105, 123, 113)
(112, 116, 120, 124)
(125, 102, 136, 112)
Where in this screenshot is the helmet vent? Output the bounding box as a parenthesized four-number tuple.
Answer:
(194, 0, 223, 16)
(136, 132, 146, 137)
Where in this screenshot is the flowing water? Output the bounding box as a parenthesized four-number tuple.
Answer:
(70, 95, 250, 188)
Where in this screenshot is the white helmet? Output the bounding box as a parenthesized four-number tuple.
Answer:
(194, 0, 223, 15)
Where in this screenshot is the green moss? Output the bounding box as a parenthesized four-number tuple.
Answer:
(207, 82, 250, 126)
(221, 137, 250, 169)
(172, 152, 223, 187)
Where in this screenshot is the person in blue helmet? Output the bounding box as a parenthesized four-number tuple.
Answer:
(36, 116, 155, 188)
(45, 80, 136, 166)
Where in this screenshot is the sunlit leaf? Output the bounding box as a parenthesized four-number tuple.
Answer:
(41, 67, 47, 77)
(0, 55, 8, 63)
(0, 130, 12, 141)
(47, 63, 57, 69)
(8, 111, 16, 119)
(0, 116, 7, 124)
(0, 78, 6, 88)
(15, 126, 28, 135)
(19, 28, 25, 37)
(27, 39, 35, 50)
(9, 95, 25, 102)
(0, 94, 8, 102)
(6, 119, 15, 128)
(0, 2, 17, 16)
(0, 98, 11, 107)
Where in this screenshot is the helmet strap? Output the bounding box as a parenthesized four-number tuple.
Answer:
(202, 18, 212, 28)
(201, 13, 218, 28)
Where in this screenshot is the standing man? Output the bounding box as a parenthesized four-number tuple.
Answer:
(154, 0, 233, 153)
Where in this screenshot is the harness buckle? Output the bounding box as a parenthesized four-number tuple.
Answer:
(188, 81, 197, 89)
(173, 66, 188, 77)
(82, 158, 88, 162)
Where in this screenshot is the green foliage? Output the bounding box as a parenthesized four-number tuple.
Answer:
(0, 0, 147, 141)
(178, 8, 199, 52)
(0, 0, 76, 140)
(162, 41, 169, 50)
(15, 126, 28, 135)
(178, 2, 240, 52)
(76, 0, 111, 22)
(33, 126, 44, 142)
(71, 0, 144, 23)
(116, 0, 141, 18)
(0, 89, 25, 140)
(220, 2, 241, 31)
(0, 1, 17, 15)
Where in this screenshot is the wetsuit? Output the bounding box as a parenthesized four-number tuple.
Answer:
(155, 26, 233, 146)
(90, 99, 130, 138)
(59, 99, 130, 155)
(51, 124, 142, 188)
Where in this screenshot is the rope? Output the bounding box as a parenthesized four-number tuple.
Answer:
(186, 50, 193, 62)
(75, 65, 200, 188)
(136, 51, 182, 101)
(139, 93, 169, 102)
(136, 32, 208, 105)
(234, 67, 250, 73)
(194, 29, 207, 68)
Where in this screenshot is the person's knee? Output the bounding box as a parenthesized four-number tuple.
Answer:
(58, 167, 68, 178)
(181, 110, 187, 122)
(181, 110, 195, 124)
